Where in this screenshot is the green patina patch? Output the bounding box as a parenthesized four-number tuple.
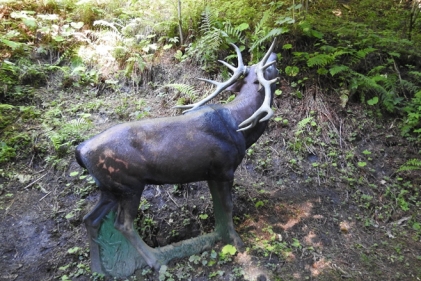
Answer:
(97, 212, 146, 278)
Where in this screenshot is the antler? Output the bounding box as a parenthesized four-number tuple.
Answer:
(173, 44, 248, 113)
(237, 38, 278, 132)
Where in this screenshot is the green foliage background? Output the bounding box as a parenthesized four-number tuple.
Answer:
(1, 0, 421, 162)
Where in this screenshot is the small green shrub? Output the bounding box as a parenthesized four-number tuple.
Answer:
(398, 159, 421, 172)
(0, 142, 17, 164)
(402, 90, 421, 139)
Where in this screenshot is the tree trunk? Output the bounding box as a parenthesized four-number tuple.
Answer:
(178, 0, 184, 45)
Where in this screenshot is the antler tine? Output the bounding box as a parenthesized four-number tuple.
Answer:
(173, 43, 247, 113)
(238, 38, 278, 131)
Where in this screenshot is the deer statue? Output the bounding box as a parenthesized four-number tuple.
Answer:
(75, 39, 279, 277)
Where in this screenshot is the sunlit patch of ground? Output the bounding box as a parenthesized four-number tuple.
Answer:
(235, 252, 272, 281)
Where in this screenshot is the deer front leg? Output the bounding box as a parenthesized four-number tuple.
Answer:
(113, 192, 162, 270)
(208, 180, 245, 249)
(83, 192, 118, 274)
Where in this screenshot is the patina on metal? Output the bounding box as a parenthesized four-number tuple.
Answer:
(75, 39, 279, 277)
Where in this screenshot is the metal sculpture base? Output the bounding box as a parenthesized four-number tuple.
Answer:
(96, 212, 219, 278)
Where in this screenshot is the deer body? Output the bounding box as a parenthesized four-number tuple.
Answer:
(77, 105, 246, 186)
(75, 42, 278, 275)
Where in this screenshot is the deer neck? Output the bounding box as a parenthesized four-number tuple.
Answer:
(224, 85, 271, 148)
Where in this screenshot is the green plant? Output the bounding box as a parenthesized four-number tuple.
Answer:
(68, 65, 99, 87)
(164, 83, 199, 105)
(209, 270, 224, 278)
(249, 11, 289, 62)
(255, 200, 265, 208)
(140, 214, 156, 233)
(0, 105, 41, 164)
(199, 213, 208, 220)
(174, 49, 187, 62)
(92, 19, 157, 80)
(44, 113, 93, 156)
(158, 265, 174, 281)
(253, 234, 292, 259)
(65, 199, 85, 220)
(0, 58, 49, 101)
(0, 142, 17, 164)
(222, 21, 248, 46)
(402, 90, 421, 139)
(398, 159, 421, 172)
(218, 244, 236, 263)
(232, 266, 245, 278)
(186, 7, 224, 71)
(139, 198, 151, 211)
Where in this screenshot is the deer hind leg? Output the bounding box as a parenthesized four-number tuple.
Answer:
(83, 191, 118, 274)
(113, 189, 161, 270)
(208, 180, 245, 249)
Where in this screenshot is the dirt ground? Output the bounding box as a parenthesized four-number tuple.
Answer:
(1, 55, 420, 281)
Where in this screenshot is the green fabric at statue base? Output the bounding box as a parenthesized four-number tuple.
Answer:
(96, 211, 220, 277)
(97, 212, 147, 278)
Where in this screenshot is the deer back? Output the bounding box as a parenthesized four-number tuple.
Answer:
(76, 105, 246, 187)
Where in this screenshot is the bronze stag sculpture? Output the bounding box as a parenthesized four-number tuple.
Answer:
(75, 39, 279, 276)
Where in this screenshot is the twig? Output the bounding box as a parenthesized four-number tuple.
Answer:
(155, 186, 162, 197)
(23, 173, 48, 189)
(339, 119, 343, 149)
(392, 58, 402, 84)
(39, 191, 52, 201)
(392, 216, 411, 226)
(393, 58, 407, 99)
(5, 198, 16, 216)
(332, 263, 352, 278)
(316, 172, 321, 186)
(28, 153, 35, 168)
(270, 146, 280, 156)
(166, 190, 179, 207)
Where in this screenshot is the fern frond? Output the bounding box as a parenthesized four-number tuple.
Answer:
(400, 79, 419, 94)
(307, 53, 335, 68)
(186, 7, 225, 70)
(371, 74, 389, 84)
(408, 71, 421, 78)
(223, 22, 246, 44)
(349, 71, 388, 96)
(356, 47, 377, 59)
(254, 10, 271, 36)
(329, 65, 349, 76)
(333, 50, 350, 57)
(93, 20, 120, 34)
(200, 7, 217, 35)
(203, 28, 223, 49)
(45, 130, 63, 151)
(0, 104, 15, 110)
(69, 118, 87, 127)
(398, 158, 421, 172)
(297, 116, 313, 129)
(250, 28, 286, 55)
(164, 83, 199, 101)
(249, 10, 273, 55)
(367, 65, 386, 76)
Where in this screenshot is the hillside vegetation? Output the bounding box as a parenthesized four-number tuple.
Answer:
(0, 0, 420, 280)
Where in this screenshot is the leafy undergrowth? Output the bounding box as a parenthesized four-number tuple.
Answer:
(0, 50, 421, 281)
